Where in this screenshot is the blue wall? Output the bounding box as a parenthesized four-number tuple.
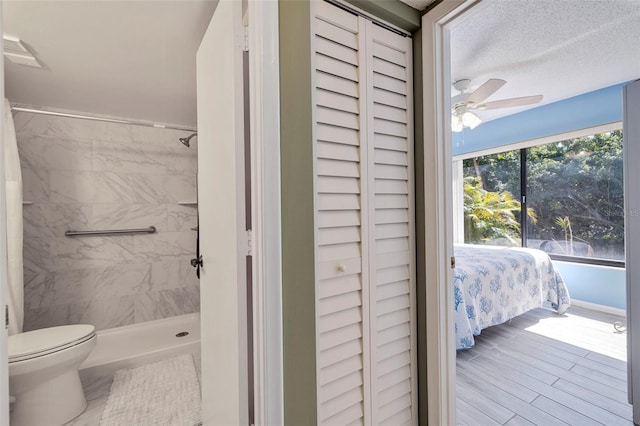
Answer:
(553, 262, 626, 310)
(455, 83, 627, 310)
(453, 83, 625, 157)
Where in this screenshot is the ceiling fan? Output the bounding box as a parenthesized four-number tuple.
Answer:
(451, 79, 543, 132)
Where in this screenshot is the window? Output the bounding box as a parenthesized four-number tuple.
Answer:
(462, 148, 521, 246)
(462, 130, 624, 265)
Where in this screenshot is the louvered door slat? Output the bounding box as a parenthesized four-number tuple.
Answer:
(318, 193, 360, 211)
(376, 194, 408, 209)
(373, 57, 406, 81)
(377, 280, 410, 300)
(376, 251, 411, 269)
(379, 399, 412, 426)
(377, 363, 411, 389)
(318, 158, 360, 177)
(316, 36, 359, 66)
(374, 103, 407, 123)
(317, 106, 360, 130)
(374, 149, 408, 165)
(379, 378, 412, 407)
(317, 54, 359, 82)
(316, 19, 358, 49)
(376, 209, 409, 224)
(377, 336, 411, 362)
(320, 354, 363, 385)
(374, 119, 408, 138)
(323, 400, 365, 426)
(319, 291, 362, 316)
(321, 371, 364, 404)
(318, 176, 360, 194)
(372, 43, 406, 67)
(319, 340, 363, 369)
(315, 0, 359, 31)
(318, 210, 361, 228)
(375, 163, 408, 180)
(321, 387, 365, 421)
(318, 226, 361, 246)
(374, 88, 407, 109)
(320, 323, 363, 352)
(378, 311, 410, 333)
(376, 237, 410, 255)
(377, 294, 411, 316)
(377, 351, 411, 376)
(317, 71, 359, 98)
(373, 73, 407, 95)
(317, 90, 360, 114)
(376, 223, 409, 240)
(319, 307, 362, 332)
(317, 123, 360, 146)
(319, 274, 362, 299)
(376, 179, 408, 194)
(318, 243, 360, 262)
(377, 265, 410, 285)
(375, 134, 408, 152)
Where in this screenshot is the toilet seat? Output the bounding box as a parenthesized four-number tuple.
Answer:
(9, 325, 96, 363)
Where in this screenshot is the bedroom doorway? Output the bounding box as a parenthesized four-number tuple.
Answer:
(444, 1, 638, 424)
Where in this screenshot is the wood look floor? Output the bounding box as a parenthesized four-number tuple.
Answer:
(456, 306, 632, 426)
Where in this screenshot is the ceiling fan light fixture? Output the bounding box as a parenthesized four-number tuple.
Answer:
(450, 78, 543, 133)
(461, 111, 482, 129)
(452, 115, 463, 132)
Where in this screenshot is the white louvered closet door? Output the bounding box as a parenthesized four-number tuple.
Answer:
(312, 2, 415, 425)
(365, 22, 416, 426)
(313, 3, 371, 425)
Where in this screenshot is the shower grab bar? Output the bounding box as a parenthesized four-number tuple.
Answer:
(64, 226, 156, 237)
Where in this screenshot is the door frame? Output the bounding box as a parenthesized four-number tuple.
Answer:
(0, 6, 11, 423)
(196, 0, 282, 423)
(624, 79, 640, 423)
(246, 1, 284, 425)
(420, 0, 480, 424)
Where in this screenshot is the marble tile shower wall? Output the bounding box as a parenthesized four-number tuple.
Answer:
(15, 111, 200, 331)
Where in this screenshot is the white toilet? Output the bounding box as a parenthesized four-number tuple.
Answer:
(9, 324, 97, 426)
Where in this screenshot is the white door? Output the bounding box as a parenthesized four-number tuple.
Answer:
(311, 3, 416, 423)
(196, 1, 249, 424)
(625, 79, 640, 423)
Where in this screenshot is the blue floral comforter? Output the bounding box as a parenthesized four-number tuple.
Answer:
(454, 244, 571, 350)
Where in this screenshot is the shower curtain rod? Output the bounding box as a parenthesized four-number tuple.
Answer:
(10, 106, 197, 133)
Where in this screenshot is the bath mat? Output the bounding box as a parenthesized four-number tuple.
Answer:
(100, 354, 201, 426)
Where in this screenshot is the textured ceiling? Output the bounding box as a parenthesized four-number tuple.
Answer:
(3, 0, 218, 127)
(4, 0, 638, 127)
(450, 0, 640, 123)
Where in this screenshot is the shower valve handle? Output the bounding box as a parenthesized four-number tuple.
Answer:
(191, 255, 203, 268)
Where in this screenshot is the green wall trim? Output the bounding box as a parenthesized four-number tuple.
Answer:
(279, 1, 318, 424)
(343, 0, 422, 32)
(412, 27, 428, 426)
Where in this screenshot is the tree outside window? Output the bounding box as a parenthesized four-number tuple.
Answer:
(462, 130, 624, 262)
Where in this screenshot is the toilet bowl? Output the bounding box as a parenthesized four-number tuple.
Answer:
(9, 324, 97, 426)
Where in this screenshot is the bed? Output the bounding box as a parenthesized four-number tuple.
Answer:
(454, 244, 571, 350)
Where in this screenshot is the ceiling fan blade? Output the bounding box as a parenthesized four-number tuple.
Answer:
(477, 95, 543, 110)
(465, 79, 506, 104)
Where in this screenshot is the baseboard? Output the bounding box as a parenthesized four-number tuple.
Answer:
(571, 299, 626, 317)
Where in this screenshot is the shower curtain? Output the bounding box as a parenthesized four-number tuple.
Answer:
(4, 99, 23, 335)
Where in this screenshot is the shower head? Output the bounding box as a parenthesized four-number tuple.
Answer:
(179, 133, 197, 147)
